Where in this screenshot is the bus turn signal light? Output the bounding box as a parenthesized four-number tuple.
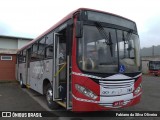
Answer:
(134, 84, 142, 95)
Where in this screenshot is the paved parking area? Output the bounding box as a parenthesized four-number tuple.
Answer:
(0, 82, 46, 111)
(0, 75, 160, 120)
(122, 75, 160, 111)
(0, 82, 58, 120)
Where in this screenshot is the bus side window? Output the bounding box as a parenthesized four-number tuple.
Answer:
(45, 33, 53, 58)
(31, 42, 39, 61)
(46, 33, 53, 45)
(23, 50, 26, 62)
(18, 51, 26, 63)
(37, 38, 46, 59)
(45, 45, 53, 58)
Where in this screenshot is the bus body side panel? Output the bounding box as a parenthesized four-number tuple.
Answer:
(18, 63, 27, 85)
(149, 70, 160, 76)
(29, 59, 53, 94)
(37, 59, 53, 94)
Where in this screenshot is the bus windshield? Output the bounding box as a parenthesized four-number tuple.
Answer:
(149, 61, 160, 70)
(78, 25, 140, 73)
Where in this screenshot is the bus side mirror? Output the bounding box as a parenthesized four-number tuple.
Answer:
(76, 21, 83, 38)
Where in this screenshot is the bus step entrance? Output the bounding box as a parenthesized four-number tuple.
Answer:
(56, 101, 66, 108)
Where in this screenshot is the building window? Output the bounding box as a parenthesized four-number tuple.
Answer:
(1, 56, 12, 60)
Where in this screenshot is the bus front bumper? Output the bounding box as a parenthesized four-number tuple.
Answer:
(72, 92, 142, 111)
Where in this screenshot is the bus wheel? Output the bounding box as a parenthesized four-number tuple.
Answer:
(46, 84, 59, 110)
(20, 74, 26, 88)
(154, 73, 158, 76)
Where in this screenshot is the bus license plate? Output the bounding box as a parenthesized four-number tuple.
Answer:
(113, 100, 124, 107)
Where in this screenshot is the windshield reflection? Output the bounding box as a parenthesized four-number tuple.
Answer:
(78, 25, 140, 73)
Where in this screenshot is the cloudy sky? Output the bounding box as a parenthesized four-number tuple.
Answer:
(0, 0, 160, 48)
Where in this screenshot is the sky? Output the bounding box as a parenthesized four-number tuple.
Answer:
(0, 0, 160, 48)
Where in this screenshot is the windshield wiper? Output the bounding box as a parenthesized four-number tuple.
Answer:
(95, 22, 113, 56)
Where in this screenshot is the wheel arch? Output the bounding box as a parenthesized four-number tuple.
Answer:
(43, 78, 52, 95)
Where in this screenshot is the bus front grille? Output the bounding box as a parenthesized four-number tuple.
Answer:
(99, 79, 134, 89)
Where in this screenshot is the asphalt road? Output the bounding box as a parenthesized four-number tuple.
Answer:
(121, 75, 160, 111)
(0, 75, 160, 120)
(0, 82, 45, 111)
(0, 82, 57, 120)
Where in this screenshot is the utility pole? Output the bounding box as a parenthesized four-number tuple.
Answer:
(152, 45, 154, 57)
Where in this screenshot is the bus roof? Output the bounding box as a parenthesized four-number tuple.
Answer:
(18, 8, 134, 53)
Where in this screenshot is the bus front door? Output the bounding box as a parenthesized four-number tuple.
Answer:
(53, 32, 72, 109)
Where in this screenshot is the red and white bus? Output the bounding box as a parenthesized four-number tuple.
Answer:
(149, 61, 160, 76)
(16, 8, 142, 111)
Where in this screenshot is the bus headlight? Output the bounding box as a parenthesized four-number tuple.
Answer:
(134, 84, 142, 94)
(75, 84, 98, 100)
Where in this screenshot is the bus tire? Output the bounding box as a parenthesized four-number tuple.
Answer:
(46, 84, 59, 110)
(155, 74, 158, 76)
(20, 74, 26, 88)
